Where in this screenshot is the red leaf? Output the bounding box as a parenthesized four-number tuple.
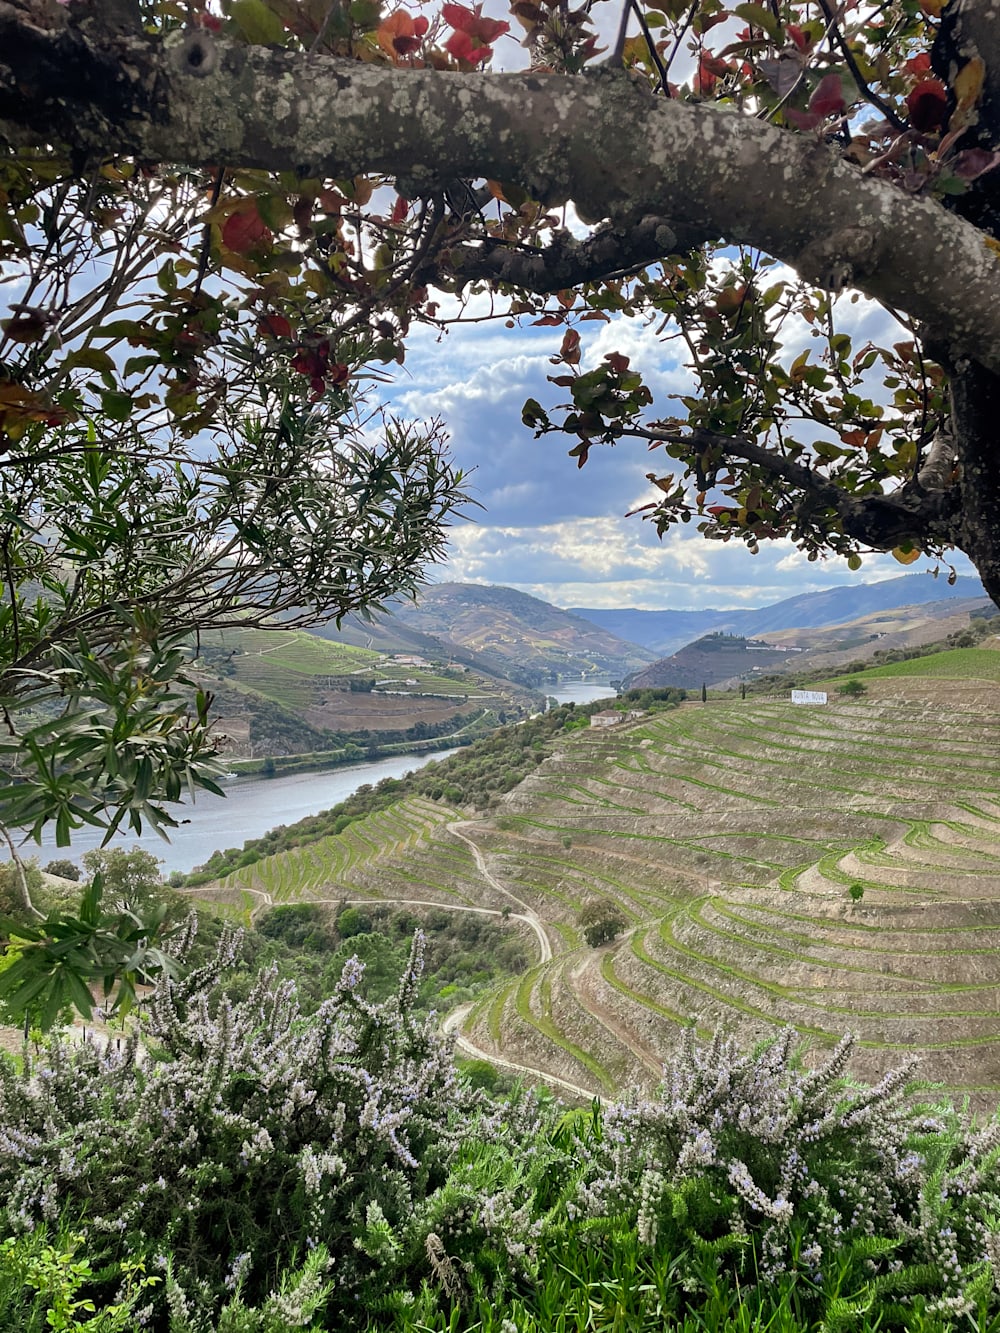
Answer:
(292, 348, 324, 377)
(378, 10, 423, 61)
(904, 52, 932, 76)
(786, 23, 812, 53)
(222, 204, 272, 255)
(442, 1, 508, 61)
(442, 2, 508, 40)
(442, 2, 475, 26)
(906, 79, 948, 131)
(391, 195, 409, 224)
(445, 29, 489, 62)
(258, 314, 292, 339)
(785, 108, 823, 131)
(560, 329, 581, 365)
(809, 72, 846, 117)
(605, 352, 630, 373)
(701, 51, 731, 77)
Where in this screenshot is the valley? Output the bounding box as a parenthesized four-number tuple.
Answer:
(191, 655, 1000, 1110)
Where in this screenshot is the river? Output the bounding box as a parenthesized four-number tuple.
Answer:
(16, 680, 619, 876)
(20, 749, 460, 875)
(548, 678, 617, 707)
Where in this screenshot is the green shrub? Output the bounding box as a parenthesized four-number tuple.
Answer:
(42, 860, 80, 882)
(838, 678, 868, 697)
(578, 898, 626, 948)
(0, 932, 474, 1327)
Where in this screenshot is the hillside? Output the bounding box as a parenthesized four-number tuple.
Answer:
(197, 625, 539, 759)
(625, 631, 800, 690)
(573, 573, 990, 655)
(389, 582, 655, 681)
(623, 597, 996, 692)
(192, 649, 1000, 1108)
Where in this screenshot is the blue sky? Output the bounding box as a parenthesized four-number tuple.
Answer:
(371, 5, 983, 613)
(384, 293, 978, 612)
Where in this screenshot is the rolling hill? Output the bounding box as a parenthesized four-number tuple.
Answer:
(193, 647, 1000, 1109)
(196, 625, 540, 759)
(388, 582, 656, 682)
(573, 573, 990, 656)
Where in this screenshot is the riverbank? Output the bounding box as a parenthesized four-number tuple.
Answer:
(226, 730, 475, 779)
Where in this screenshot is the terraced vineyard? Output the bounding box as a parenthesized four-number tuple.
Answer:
(195, 796, 506, 920)
(197, 678, 1000, 1107)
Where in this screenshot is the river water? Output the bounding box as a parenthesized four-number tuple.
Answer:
(16, 679, 618, 876)
(548, 678, 617, 707)
(20, 749, 460, 875)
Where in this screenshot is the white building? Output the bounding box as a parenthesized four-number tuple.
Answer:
(590, 711, 621, 728)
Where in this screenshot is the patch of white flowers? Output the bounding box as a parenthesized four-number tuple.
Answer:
(573, 1027, 1000, 1302)
(0, 926, 473, 1325)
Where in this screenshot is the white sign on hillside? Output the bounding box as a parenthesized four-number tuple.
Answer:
(791, 689, 828, 705)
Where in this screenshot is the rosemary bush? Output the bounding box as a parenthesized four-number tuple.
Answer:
(5, 935, 1000, 1332)
(0, 925, 473, 1328)
(570, 1028, 1000, 1324)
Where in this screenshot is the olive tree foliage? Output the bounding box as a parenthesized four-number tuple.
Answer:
(0, 9, 473, 900)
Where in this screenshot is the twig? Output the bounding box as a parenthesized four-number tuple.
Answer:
(0, 824, 42, 919)
(192, 167, 225, 300)
(628, 0, 672, 96)
(814, 0, 907, 132)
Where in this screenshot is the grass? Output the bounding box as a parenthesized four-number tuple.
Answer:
(813, 647, 1000, 686)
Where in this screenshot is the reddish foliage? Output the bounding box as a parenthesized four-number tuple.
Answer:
(809, 73, 847, 117)
(291, 341, 351, 400)
(786, 24, 813, 53)
(222, 204, 272, 255)
(904, 52, 932, 77)
(442, 3, 509, 63)
(560, 328, 581, 364)
(906, 79, 948, 131)
(258, 314, 293, 340)
(377, 10, 429, 61)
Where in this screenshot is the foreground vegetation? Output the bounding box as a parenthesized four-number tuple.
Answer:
(2, 937, 1000, 1333)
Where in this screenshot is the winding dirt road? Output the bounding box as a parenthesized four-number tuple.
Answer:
(442, 1003, 595, 1100)
(447, 821, 553, 962)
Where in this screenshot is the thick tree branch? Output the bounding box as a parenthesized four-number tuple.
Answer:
(438, 216, 697, 292)
(4, 16, 1000, 371)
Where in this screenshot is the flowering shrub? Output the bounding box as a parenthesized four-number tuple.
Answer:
(0, 926, 475, 1327)
(571, 1029, 1000, 1321)
(5, 936, 1000, 1332)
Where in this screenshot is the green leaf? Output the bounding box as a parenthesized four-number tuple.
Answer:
(733, 3, 781, 40)
(100, 391, 133, 422)
(62, 347, 118, 375)
(229, 0, 287, 44)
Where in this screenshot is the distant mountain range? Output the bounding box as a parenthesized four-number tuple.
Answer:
(571, 575, 991, 657)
